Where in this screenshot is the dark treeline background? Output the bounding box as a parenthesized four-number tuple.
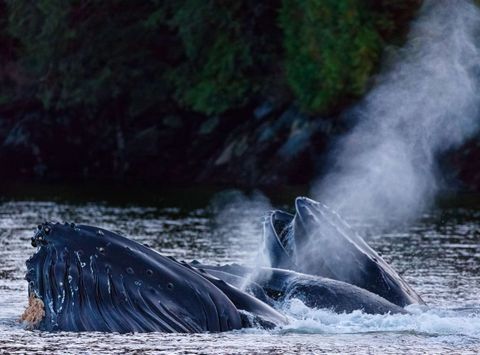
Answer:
(0, 0, 478, 191)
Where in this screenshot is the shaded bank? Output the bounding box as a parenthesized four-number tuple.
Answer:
(0, 101, 335, 185)
(0, 101, 479, 192)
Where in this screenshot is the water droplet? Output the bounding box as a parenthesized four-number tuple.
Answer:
(134, 280, 142, 286)
(146, 269, 153, 276)
(167, 283, 174, 290)
(126, 267, 134, 275)
(97, 230, 104, 236)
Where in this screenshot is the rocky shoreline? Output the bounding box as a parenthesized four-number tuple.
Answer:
(0, 100, 478, 192)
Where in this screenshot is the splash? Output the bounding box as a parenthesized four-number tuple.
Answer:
(210, 190, 273, 288)
(312, 0, 480, 222)
(278, 299, 480, 338)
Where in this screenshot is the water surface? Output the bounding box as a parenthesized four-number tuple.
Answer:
(0, 188, 479, 354)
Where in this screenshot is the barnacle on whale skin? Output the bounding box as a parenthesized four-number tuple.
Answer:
(20, 294, 45, 329)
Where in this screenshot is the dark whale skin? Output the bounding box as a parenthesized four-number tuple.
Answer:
(179, 261, 288, 328)
(190, 263, 408, 315)
(263, 197, 425, 307)
(26, 222, 245, 333)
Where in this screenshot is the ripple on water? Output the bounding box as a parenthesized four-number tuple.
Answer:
(0, 200, 479, 354)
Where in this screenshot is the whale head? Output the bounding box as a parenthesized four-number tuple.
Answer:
(25, 222, 242, 333)
(262, 196, 424, 307)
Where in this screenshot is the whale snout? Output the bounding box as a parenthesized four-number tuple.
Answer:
(295, 196, 321, 210)
(31, 222, 79, 247)
(31, 222, 67, 247)
(31, 223, 50, 247)
(294, 196, 323, 224)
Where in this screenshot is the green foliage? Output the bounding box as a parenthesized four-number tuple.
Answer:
(165, 1, 279, 115)
(3, 0, 419, 117)
(166, 1, 249, 114)
(279, 0, 383, 114)
(7, 1, 171, 116)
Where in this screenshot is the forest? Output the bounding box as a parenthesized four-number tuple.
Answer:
(0, 0, 478, 191)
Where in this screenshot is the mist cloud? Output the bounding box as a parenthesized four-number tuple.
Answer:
(312, 0, 480, 222)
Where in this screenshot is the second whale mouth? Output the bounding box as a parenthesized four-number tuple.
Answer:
(266, 197, 328, 263)
(271, 212, 295, 257)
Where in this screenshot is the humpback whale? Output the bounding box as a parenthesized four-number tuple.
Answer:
(262, 197, 425, 307)
(23, 197, 423, 333)
(190, 263, 408, 315)
(25, 223, 286, 332)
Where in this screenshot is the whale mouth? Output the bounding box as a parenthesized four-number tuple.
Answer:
(261, 211, 295, 270)
(268, 197, 324, 259)
(24, 221, 246, 333)
(271, 212, 295, 257)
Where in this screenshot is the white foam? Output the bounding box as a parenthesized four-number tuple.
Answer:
(275, 299, 480, 338)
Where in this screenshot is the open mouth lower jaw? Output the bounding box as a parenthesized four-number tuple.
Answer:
(24, 244, 57, 330)
(25, 250, 42, 298)
(24, 224, 53, 323)
(23, 259, 45, 329)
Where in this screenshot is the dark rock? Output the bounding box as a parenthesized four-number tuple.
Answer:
(162, 115, 183, 129)
(199, 116, 219, 135)
(127, 126, 160, 158)
(253, 101, 274, 120)
(197, 106, 333, 186)
(0, 98, 476, 193)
